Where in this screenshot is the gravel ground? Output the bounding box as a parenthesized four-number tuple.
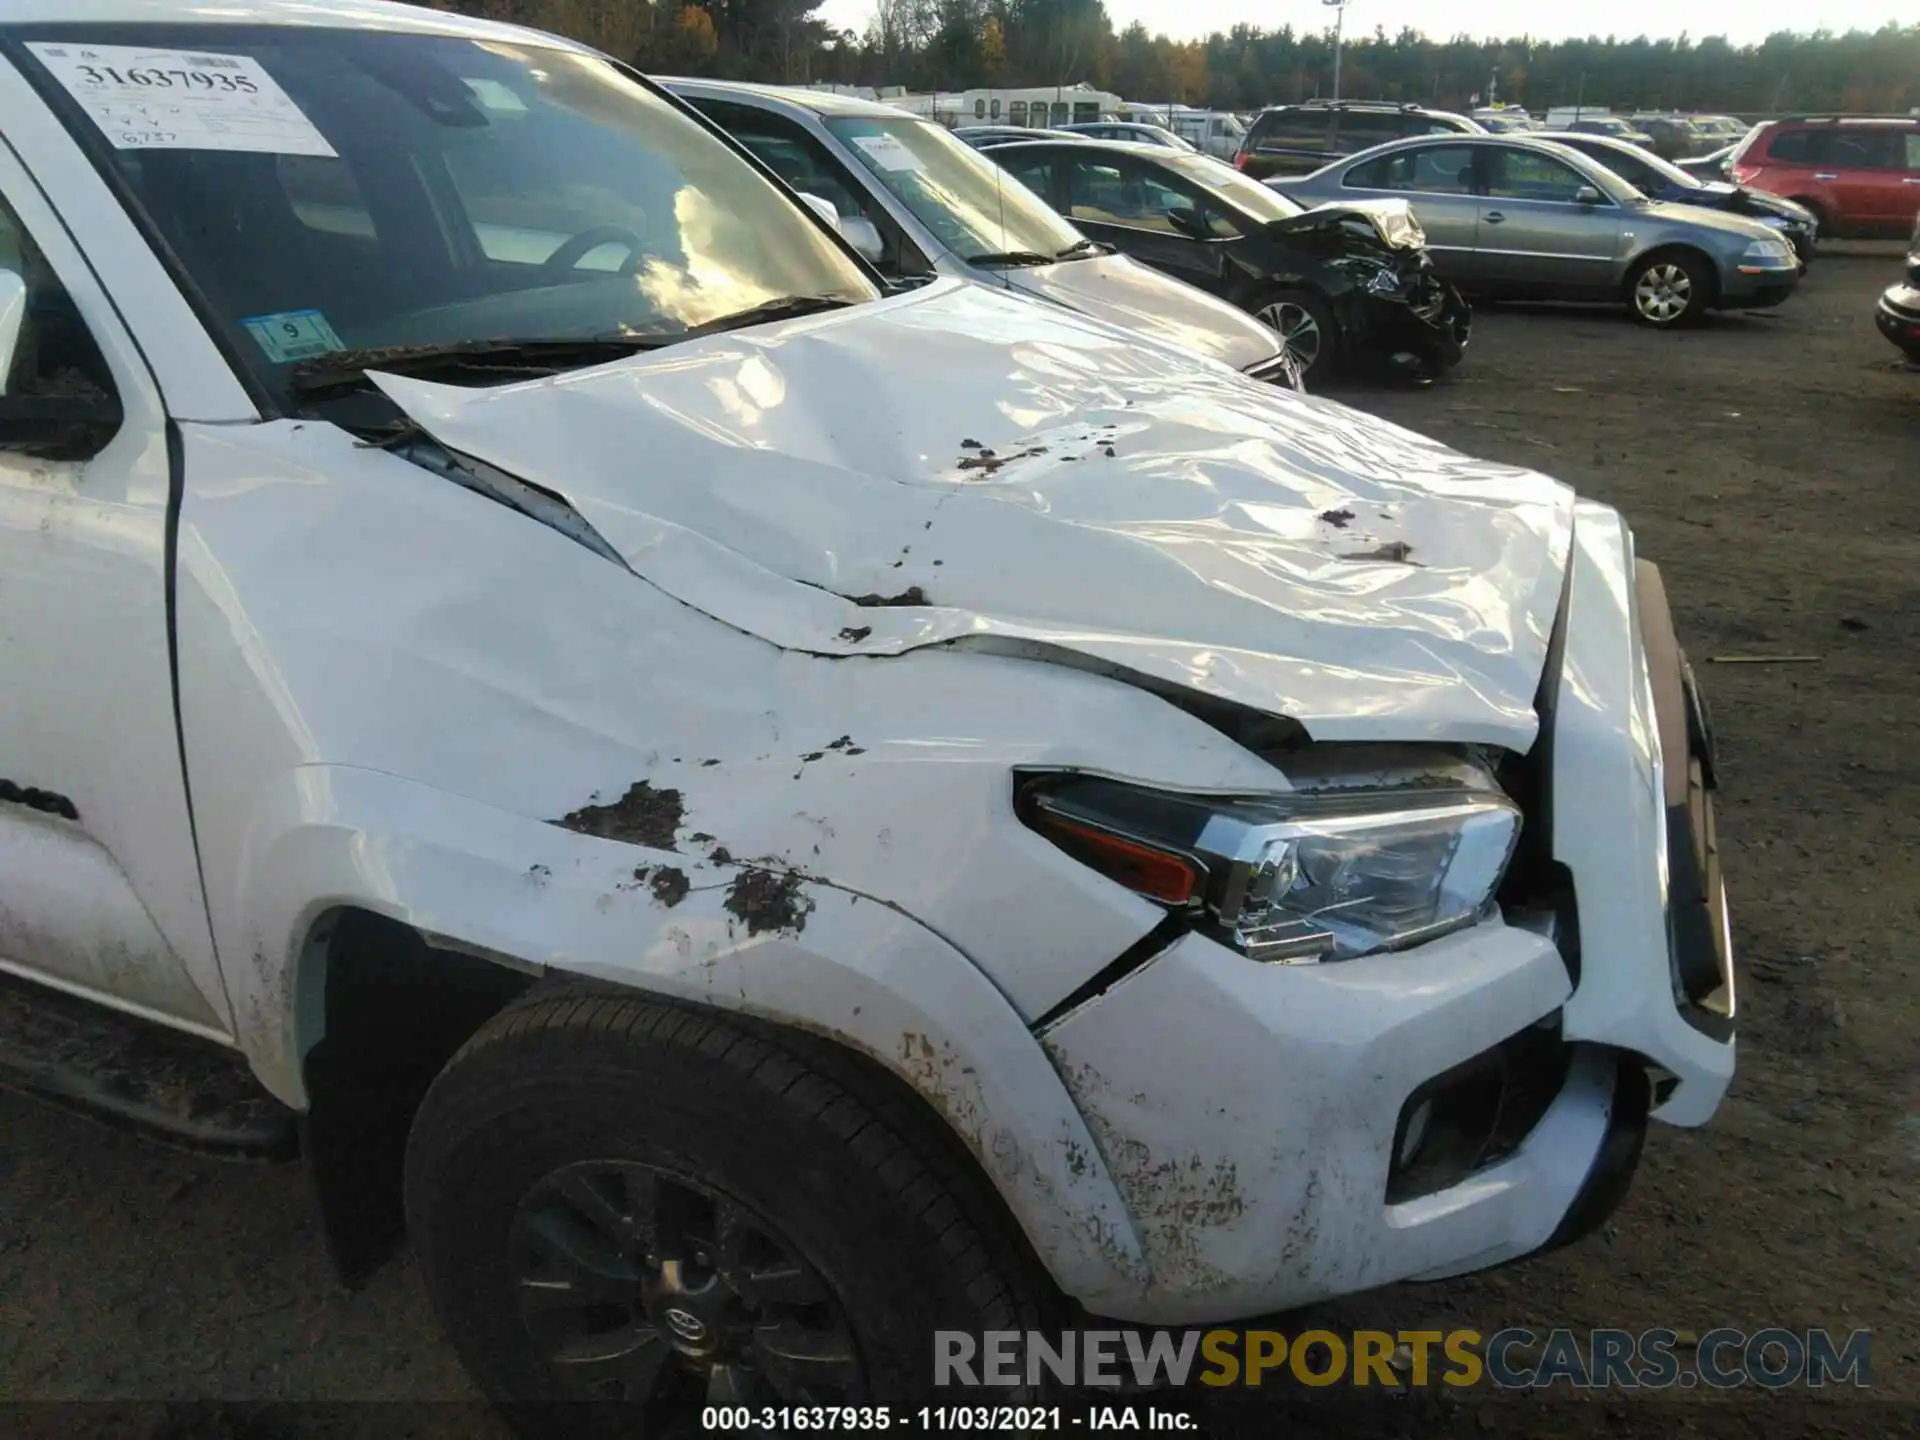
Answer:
(1, 250, 1914, 1439)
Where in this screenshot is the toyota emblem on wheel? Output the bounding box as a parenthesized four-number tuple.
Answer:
(663, 1308, 708, 1344)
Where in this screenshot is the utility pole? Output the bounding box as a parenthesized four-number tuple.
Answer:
(1323, 0, 1351, 103)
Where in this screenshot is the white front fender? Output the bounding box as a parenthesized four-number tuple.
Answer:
(227, 763, 1150, 1306)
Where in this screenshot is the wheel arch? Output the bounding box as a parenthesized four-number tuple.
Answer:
(239, 767, 1151, 1303)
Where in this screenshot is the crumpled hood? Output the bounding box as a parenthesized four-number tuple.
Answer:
(373, 279, 1574, 749)
(1004, 252, 1280, 372)
(1276, 197, 1427, 252)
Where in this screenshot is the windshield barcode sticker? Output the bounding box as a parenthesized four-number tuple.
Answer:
(26, 43, 337, 157)
(850, 133, 926, 173)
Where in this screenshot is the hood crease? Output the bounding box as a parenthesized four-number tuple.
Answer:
(371, 279, 1574, 749)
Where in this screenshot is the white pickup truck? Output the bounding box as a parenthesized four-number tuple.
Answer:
(0, 0, 1733, 1419)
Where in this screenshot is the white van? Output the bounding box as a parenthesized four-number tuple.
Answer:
(1169, 109, 1248, 159)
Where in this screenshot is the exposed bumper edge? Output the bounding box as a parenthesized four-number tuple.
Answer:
(1551, 503, 1735, 1128)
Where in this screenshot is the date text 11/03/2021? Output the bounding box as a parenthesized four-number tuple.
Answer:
(701, 1406, 1197, 1431)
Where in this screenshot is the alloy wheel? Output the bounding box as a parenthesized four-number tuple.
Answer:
(509, 1158, 860, 1414)
(1255, 300, 1323, 370)
(1634, 263, 1693, 324)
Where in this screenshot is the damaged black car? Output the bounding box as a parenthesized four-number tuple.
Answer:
(988, 138, 1470, 382)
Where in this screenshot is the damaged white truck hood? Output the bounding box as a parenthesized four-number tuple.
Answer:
(374, 279, 1574, 749)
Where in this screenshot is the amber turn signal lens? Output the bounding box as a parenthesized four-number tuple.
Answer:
(1033, 814, 1200, 905)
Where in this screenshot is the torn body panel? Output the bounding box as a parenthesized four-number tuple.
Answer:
(1037, 920, 1587, 1322)
(371, 278, 1572, 749)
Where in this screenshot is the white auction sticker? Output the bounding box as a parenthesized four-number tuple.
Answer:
(26, 43, 337, 157)
(850, 133, 926, 173)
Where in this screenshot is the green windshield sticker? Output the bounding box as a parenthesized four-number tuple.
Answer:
(242, 308, 345, 364)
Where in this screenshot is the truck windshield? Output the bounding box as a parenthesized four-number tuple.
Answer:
(822, 114, 1084, 267)
(8, 24, 877, 407)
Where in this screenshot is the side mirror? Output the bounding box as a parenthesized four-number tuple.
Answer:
(1164, 205, 1210, 240)
(1573, 185, 1604, 206)
(0, 270, 25, 396)
(797, 192, 885, 265)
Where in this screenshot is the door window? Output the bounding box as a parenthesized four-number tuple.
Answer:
(1346, 145, 1477, 195)
(1906, 132, 1920, 170)
(1067, 158, 1208, 235)
(1823, 130, 1900, 171)
(0, 193, 120, 459)
(1486, 148, 1593, 203)
(1764, 129, 1817, 163)
(997, 153, 1054, 199)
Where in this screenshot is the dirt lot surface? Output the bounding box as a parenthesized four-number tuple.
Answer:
(1, 253, 1915, 1439)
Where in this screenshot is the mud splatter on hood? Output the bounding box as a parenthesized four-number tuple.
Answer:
(372, 279, 1575, 749)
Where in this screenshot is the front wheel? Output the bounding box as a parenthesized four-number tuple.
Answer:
(1252, 288, 1338, 381)
(1628, 252, 1712, 327)
(404, 983, 1046, 1432)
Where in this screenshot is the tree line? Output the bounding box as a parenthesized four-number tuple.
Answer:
(433, 1, 1920, 116)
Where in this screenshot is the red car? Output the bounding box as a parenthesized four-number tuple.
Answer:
(1729, 115, 1920, 239)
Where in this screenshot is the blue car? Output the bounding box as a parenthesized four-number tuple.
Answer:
(1546, 131, 1818, 260)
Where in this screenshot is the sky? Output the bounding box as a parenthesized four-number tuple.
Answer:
(815, 0, 1909, 47)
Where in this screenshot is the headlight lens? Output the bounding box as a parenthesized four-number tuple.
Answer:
(1020, 776, 1520, 964)
(1742, 238, 1792, 261)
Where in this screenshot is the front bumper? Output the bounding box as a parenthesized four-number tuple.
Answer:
(1346, 276, 1471, 377)
(1876, 283, 1920, 360)
(1038, 501, 1733, 1325)
(1717, 259, 1799, 309)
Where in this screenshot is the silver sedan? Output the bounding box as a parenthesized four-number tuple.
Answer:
(1275, 134, 1801, 326)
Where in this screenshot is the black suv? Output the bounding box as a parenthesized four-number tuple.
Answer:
(1235, 101, 1484, 180)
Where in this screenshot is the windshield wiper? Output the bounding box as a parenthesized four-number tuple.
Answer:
(1053, 238, 1114, 259)
(289, 336, 659, 395)
(288, 296, 860, 396)
(964, 249, 1057, 269)
(677, 293, 857, 338)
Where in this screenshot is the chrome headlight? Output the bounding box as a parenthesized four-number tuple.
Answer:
(1019, 775, 1520, 964)
(1740, 237, 1792, 262)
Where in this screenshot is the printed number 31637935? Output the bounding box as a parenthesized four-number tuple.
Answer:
(76, 65, 260, 93)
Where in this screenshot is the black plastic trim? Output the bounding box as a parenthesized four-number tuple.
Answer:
(1540, 1059, 1651, 1253)
(1031, 914, 1191, 1033)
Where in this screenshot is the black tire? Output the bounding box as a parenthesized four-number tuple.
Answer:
(404, 981, 1048, 1433)
(1250, 287, 1339, 381)
(1627, 250, 1713, 327)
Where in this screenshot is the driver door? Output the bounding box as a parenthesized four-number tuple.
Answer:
(1058, 154, 1233, 297)
(0, 146, 229, 1032)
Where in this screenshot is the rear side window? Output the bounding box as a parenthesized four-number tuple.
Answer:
(1331, 112, 1402, 148)
(1908, 133, 1920, 170)
(1763, 128, 1816, 163)
(1249, 109, 1329, 152)
(1346, 145, 1476, 194)
(1825, 130, 1901, 170)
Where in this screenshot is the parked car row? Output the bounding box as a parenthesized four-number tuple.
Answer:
(676, 83, 1303, 387)
(1276, 134, 1802, 326)
(1544, 132, 1818, 259)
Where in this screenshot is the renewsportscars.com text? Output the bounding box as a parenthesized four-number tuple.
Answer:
(935, 1327, 1872, 1390)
